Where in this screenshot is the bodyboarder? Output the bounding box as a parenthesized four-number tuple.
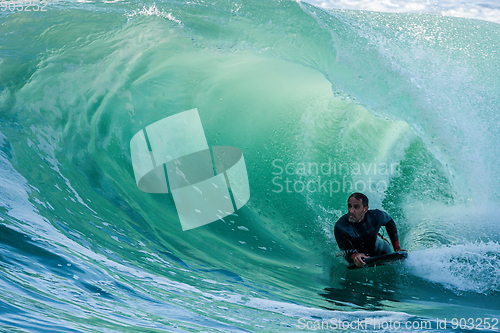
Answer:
(334, 192, 406, 267)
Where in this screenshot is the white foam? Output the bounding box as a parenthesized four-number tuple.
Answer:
(126, 4, 182, 24)
(302, 0, 500, 25)
(406, 241, 500, 293)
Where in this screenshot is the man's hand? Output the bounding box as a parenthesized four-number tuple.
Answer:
(353, 253, 369, 267)
(392, 241, 407, 253)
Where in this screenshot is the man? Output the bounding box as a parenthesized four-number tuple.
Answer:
(334, 192, 405, 267)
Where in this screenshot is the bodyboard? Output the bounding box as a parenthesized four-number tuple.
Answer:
(347, 251, 408, 270)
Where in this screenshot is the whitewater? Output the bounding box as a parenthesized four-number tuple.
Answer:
(1, 0, 499, 332)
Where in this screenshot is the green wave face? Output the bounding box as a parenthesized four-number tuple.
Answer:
(1, 0, 500, 331)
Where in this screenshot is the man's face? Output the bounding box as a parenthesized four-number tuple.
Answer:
(347, 196, 368, 223)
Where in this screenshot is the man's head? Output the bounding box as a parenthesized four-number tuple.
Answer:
(347, 192, 369, 223)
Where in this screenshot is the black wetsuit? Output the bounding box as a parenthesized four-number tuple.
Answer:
(334, 209, 399, 263)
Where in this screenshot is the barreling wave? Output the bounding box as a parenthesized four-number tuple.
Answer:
(1, 0, 499, 331)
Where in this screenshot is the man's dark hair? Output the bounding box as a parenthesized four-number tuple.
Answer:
(349, 192, 369, 207)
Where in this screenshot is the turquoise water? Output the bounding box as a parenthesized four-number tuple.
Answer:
(1, 0, 500, 332)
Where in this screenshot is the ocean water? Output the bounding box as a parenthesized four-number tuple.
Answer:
(1, 0, 499, 332)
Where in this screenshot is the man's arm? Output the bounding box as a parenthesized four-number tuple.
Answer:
(374, 210, 403, 251)
(384, 218, 404, 251)
(334, 226, 358, 263)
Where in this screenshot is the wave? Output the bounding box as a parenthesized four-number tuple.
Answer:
(1, 0, 500, 331)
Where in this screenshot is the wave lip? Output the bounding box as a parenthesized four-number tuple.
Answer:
(303, 0, 500, 24)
